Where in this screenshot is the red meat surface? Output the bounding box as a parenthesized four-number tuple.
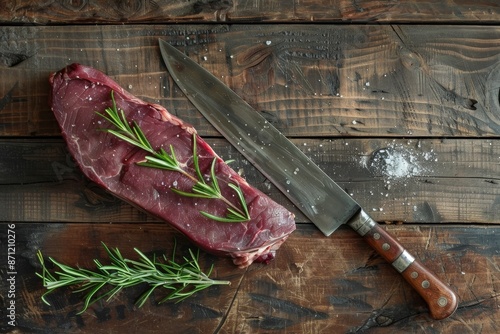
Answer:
(49, 63, 296, 268)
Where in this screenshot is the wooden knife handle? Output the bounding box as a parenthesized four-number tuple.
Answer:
(347, 210, 458, 320)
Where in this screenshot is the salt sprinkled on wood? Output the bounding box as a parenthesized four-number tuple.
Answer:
(362, 141, 436, 181)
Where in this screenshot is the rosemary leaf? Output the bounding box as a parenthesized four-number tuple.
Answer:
(132, 121, 153, 151)
(81, 281, 107, 313)
(192, 132, 205, 184)
(138, 155, 182, 173)
(200, 210, 248, 223)
(228, 183, 250, 219)
(36, 242, 231, 314)
(209, 158, 221, 194)
(171, 188, 210, 199)
(96, 91, 251, 223)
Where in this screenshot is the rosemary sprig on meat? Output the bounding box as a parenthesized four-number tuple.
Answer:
(96, 91, 250, 223)
(37, 242, 231, 314)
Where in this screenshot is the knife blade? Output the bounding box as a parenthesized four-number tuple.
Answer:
(159, 39, 458, 319)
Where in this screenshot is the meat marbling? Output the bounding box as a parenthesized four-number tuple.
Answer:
(49, 63, 296, 268)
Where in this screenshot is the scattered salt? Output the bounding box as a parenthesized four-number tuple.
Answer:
(363, 141, 436, 181)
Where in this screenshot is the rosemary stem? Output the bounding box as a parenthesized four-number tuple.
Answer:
(179, 169, 199, 184)
(158, 279, 230, 285)
(219, 196, 246, 218)
(37, 244, 231, 313)
(96, 91, 250, 223)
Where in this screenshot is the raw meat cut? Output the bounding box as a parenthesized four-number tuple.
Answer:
(49, 63, 296, 268)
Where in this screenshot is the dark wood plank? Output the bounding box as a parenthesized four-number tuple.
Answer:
(1, 222, 497, 333)
(1, 24, 500, 137)
(1, 0, 499, 24)
(1, 13, 499, 333)
(2, 137, 500, 225)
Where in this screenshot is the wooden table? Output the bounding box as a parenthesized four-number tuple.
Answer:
(1, 1, 500, 333)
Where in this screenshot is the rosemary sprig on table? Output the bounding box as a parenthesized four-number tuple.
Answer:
(96, 91, 250, 223)
(36, 242, 230, 314)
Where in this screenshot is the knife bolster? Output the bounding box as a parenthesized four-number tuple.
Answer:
(346, 210, 376, 236)
(347, 209, 406, 265)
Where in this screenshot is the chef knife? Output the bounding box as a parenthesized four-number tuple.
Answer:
(159, 39, 458, 320)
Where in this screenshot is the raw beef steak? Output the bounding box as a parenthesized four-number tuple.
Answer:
(49, 63, 296, 268)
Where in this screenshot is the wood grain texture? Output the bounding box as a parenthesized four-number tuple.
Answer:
(1, 24, 500, 137)
(1, 0, 499, 24)
(2, 138, 500, 224)
(0, 222, 497, 333)
(1, 8, 500, 333)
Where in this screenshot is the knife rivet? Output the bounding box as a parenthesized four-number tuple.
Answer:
(411, 271, 418, 279)
(373, 233, 381, 240)
(422, 280, 430, 289)
(437, 297, 448, 307)
(382, 243, 390, 251)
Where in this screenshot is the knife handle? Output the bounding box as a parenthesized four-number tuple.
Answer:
(347, 210, 458, 320)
